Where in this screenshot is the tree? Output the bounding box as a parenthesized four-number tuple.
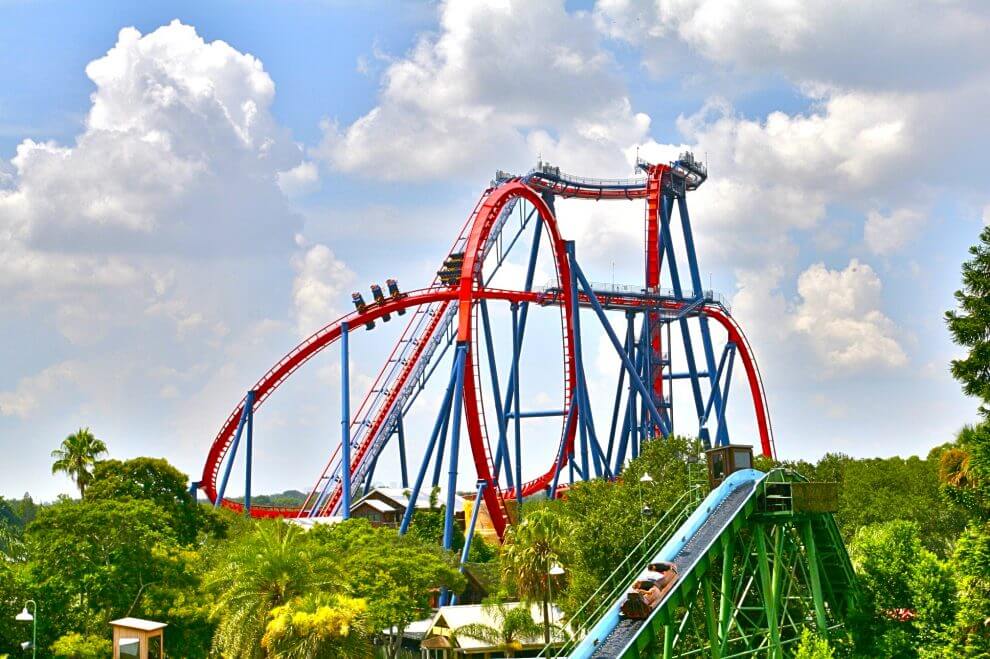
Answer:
(50, 632, 112, 658)
(206, 521, 340, 658)
(50, 428, 107, 497)
(500, 506, 570, 644)
(947, 225, 990, 415)
(455, 602, 543, 657)
(938, 425, 990, 655)
(308, 518, 465, 658)
(553, 436, 699, 617)
(848, 520, 957, 658)
(261, 592, 371, 658)
(85, 457, 223, 544)
(793, 628, 834, 659)
(24, 498, 180, 646)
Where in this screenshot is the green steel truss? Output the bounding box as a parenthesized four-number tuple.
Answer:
(619, 470, 858, 658)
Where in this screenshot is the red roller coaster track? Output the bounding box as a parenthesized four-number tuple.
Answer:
(200, 163, 774, 537)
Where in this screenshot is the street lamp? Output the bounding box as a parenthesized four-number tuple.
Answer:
(638, 472, 653, 537)
(15, 600, 37, 659)
(547, 562, 565, 639)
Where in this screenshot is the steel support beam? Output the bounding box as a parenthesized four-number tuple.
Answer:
(399, 348, 462, 535)
(215, 389, 254, 507)
(340, 322, 353, 519)
(571, 252, 670, 437)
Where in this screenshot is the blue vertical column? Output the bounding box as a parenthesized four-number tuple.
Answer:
(215, 390, 253, 507)
(440, 344, 469, 606)
(244, 389, 256, 515)
(511, 302, 523, 505)
(677, 194, 723, 439)
(397, 418, 409, 489)
(340, 322, 352, 519)
(451, 480, 487, 606)
(399, 351, 461, 536)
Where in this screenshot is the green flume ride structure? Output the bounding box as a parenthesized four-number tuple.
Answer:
(543, 468, 858, 658)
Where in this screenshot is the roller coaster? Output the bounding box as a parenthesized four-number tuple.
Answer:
(192, 155, 861, 652)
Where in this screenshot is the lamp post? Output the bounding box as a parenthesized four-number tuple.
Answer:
(547, 562, 565, 643)
(639, 472, 653, 538)
(15, 600, 37, 659)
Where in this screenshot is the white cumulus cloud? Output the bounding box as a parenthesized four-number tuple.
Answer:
(317, 0, 640, 180)
(291, 242, 355, 338)
(864, 208, 926, 255)
(792, 259, 907, 372)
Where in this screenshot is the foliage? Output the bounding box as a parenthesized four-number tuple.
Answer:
(307, 518, 465, 658)
(261, 593, 371, 658)
(206, 521, 340, 658)
(454, 602, 543, 657)
(50, 428, 107, 497)
(500, 506, 570, 645)
(848, 520, 957, 657)
(761, 450, 967, 557)
(0, 562, 26, 653)
(50, 632, 112, 658)
(946, 521, 990, 656)
(85, 457, 224, 544)
(793, 628, 834, 659)
(552, 436, 698, 616)
(24, 498, 180, 642)
(946, 224, 990, 416)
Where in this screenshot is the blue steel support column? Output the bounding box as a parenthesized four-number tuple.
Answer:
(676, 195, 724, 438)
(480, 299, 513, 490)
(440, 343, 469, 606)
(565, 241, 602, 479)
(397, 418, 409, 489)
(714, 343, 737, 447)
(494, 216, 544, 481)
(550, 396, 577, 497)
(606, 313, 634, 466)
(340, 322, 352, 519)
(215, 393, 252, 507)
(659, 194, 705, 425)
(399, 351, 462, 535)
(572, 258, 671, 437)
(511, 302, 523, 505)
(702, 343, 732, 427)
(431, 410, 451, 488)
(677, 195, 721, 422)
(451, 480, 487, 605)
(244, 389, 256, 515)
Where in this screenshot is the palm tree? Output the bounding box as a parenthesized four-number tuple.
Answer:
(455, 602, 544, 657)
(262, 592, 371, 658)
(207, 521, 340, 658)
(500, 507, 570, 644)
(51, 427, 107, 497)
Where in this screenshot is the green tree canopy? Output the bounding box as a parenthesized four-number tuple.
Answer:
(946, 225, 990, 416)
(85, 457, 222, 544)
(50, 632, 112, 658)
(500, 506, 570, 645)
(261, 592, 371, 658)
(50, 428, 107, 497)
(24, 498, 180, 644)
(308, 518, 465, 658)
(206, 521, 340, 658)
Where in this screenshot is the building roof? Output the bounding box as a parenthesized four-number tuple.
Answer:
(423, 602, 567, 651)
(286, 515, 345, 531)
(355, 498, 396, 513)
(110, 617, 168, 632)
(354, 487, 465, 513)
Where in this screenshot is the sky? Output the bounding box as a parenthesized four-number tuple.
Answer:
(1, 0, 987, 501)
